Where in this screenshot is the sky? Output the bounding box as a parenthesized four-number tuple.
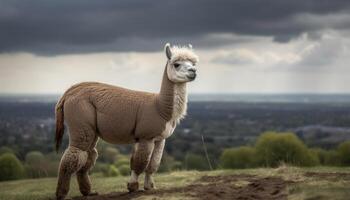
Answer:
(0, 0, 350, 94)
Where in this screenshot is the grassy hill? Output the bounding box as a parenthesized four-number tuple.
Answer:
(1, 167, 350, 200)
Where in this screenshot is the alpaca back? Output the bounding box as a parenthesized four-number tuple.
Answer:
(62, 82, 157, 144)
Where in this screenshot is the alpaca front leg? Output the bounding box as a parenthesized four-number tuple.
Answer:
(144, 139, 165, 190)
(128, 140, 155, 192)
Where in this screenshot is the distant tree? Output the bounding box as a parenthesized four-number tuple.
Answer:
(255, 132, 318, 167)
(25, 151, 48, 178)
(309, 148, 326, 165)
(308, 148, 344, 166)
(114, 156, 130, 168)
(45, 151, 63, 161)
(0, 146, 15, 156)
(184, 153, 208, 171)
(307, 149, 320, 166)
(45, 161, 60, 177)
(324, 150, 342, 166)
(44, 152, 62, 177)
(220, 146, 257, 169)
(25, 151, 45, 165)
(101, 147, 120, 163)
(113, 155, 131, 176)
(158, 153, 182, 172)
(337, 141, 350, 165)
(92, 162, 109, 175)
(0, 153, 24, 181)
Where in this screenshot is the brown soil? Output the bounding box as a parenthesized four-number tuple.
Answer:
(72, 174, 291, 200)
(304, 172, 350, 181)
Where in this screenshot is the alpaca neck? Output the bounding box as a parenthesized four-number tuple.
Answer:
(157, 63, 188, 123)
(172, 83, 187, 123)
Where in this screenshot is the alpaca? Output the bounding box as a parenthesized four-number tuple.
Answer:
(54, 43, 198, 200)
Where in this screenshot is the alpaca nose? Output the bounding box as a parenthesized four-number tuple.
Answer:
(187, 68, 197, 80)
(188, 68, 197, 73)
(187, 73, 197, 80)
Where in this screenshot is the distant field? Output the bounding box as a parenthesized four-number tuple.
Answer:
(0, 167, 350, 200)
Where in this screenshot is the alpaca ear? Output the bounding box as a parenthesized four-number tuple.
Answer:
(165, 43, 172, 60)
(188, 44, 193, 49)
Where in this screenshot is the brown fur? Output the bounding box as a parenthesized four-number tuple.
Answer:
(55, 44, 198, 200)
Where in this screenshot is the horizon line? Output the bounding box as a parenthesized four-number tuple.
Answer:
(0, 92, 350, 97)
(1, 92, 350, 96)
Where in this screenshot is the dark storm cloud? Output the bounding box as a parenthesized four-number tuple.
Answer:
(1, 0, 350, 54)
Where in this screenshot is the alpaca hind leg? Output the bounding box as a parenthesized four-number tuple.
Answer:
(144, 139, 165, 190)
(56, 146, 88, 200)
(76, 145, 98, 196)
(128, 139, 155, 192)
(56, 99, 97, 199)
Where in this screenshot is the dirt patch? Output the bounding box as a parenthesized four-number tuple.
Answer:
(304, 172, 350, 181)
(72, 174, 291, 200)
(188, 175, 288, 200)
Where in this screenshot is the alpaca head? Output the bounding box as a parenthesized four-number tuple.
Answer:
(164, 43, 199, 83)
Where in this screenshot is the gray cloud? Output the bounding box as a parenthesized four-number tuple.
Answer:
(296, 33, 350, 69)
(1, 0, 350, 54)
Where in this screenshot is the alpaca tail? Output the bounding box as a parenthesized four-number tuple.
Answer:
(55, 95, 65, 153)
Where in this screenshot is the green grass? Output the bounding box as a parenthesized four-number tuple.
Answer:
(0, 167, 349, 200)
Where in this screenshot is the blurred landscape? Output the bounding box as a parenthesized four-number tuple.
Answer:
(1, 94, 350, 173)
(2, 94, 350, 156)
(1, 93, 350, 199)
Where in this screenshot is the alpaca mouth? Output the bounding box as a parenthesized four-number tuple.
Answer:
(187, 73, 196, 81)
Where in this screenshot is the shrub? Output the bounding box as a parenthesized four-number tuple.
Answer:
(25, 151, 48, 178)
(45, 161, 60, 177)
(45, 151, 62, 161)
(107, 165, 120, 177)
(325, 150, 341, 166)
(92, 162, 109, 175)
(307, 149, 320, 166)
(255, 132, 317, 167)
(184, 153, 208, 171)
(25, 151, 45, 165)
(308, 148, 343, 166)
(220, 146, 257, 169)
(102, 147, 120, 164)
(309, 148, 329, 165)
(114, 156, 130, 168)
(118, 164, 131, 176)
(0, 146, 15, 156)
(158, 153, 182, 172)
(337, 141, 350, 166)
(0, 153, 24, 181)
(43, 152, 61, 177)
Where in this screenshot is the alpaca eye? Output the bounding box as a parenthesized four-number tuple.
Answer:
(174, 63, 180, 68)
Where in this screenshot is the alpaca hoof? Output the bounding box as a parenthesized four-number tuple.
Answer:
(144, 182, 155, 191)
(85, 192, 98, 196)
(55, 195, 67, 200)
(127, 182, 139, 192)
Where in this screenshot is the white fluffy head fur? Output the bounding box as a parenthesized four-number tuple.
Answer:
(166, 44, 199, 64)
(165, 43, 199, 83)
